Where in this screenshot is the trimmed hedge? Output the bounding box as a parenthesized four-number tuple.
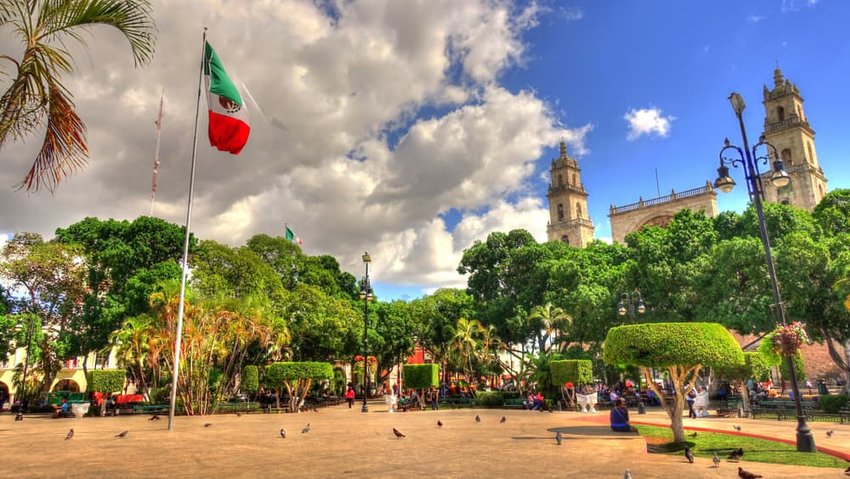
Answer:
(475, 391, 504, 407)
(241, 365, 259, 394)
(603, 322, 743, 368)
(87, 370, 126, 394)
(550, 359, 593, 386)
(404, 364, 439, 390)
(264, 362, 333, 387)
(714, 351, 775, 381)
(819, 394, 848, 414)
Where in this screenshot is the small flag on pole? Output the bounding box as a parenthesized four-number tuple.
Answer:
(205, 42, 250, 154)
(285, 225, 303, 245)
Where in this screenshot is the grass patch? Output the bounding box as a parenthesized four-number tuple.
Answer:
(636, 425, 845, 469)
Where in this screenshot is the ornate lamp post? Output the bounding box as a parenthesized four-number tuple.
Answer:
(617, 290, 646, 322)
(713, 92, 815, 452)
(359, 252, 374, 413)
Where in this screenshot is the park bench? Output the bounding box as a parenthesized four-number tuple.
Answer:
(503, 398, 525, 409)
(439, 397, 476, 408)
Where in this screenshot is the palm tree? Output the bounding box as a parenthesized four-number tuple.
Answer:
(528, 303, 572, 353)
(449, 318, 487, 384)
(0, 0, 156, 191)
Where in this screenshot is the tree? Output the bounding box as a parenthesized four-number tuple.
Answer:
(713, 351, 774, 414)
(448, 318, 488, 383)
(265, 362, 333, 413)
(409, 288, 472, 382)
(603, 322, 743, 443)
(528, 302, 571, 353)
(285, 284, 358, 361)
(370, 300, 415, 386)
(87, 370, 126, 416)
(245, 234, 304, 289)
(0, 0, 156, 190)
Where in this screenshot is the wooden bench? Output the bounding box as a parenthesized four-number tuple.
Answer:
(503, 398, 525, 409)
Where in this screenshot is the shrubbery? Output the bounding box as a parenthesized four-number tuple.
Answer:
(550, 359, 592, 386)
(404, 364, 439, 389)
(87, 370, 126, 394)
(241, 365, 259, 394)
(819, 394, 848, 413)
(474, 391, 504, 407)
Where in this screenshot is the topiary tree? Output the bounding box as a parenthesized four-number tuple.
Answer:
(87, 370, 126, 416)
(603, 323, 743, 443)
(265, 362, 333, 413)
(714, 351, 775, 414)
(550, 359, 593, 408)
(404, 364, 440, 390)
(241, 365, 259, 398)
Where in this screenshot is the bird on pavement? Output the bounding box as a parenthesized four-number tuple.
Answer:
(235, 412, 242, 417)
(115, 430, 129, 438)
(684, 447, 694, 464)
(437, 420, 443, 428)
(393, 428, 405, 438)
(844, 465, 850, 476)
(301, 423, 311, 434)
(624, 469, 632, 479)
(555, 431, 563, 445)
(148, 414, 160, 421)
(687, 431, 697, 438)
(737, 466, 763, 479)
(736, 447, 744, 457)
(280, 428, 286, 439)
(727, 448, 743, 462)
(733, 425, 742, 431)
(499, 416, 506, 424)
(827, 430, 834, 437)
(712, 452, 721, 468)
(204, 423, 213, 428)
(475, 414, 481, 423)
(66, 428, 74, 440)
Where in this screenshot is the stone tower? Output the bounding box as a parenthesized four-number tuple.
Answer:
(760, 68, 828, 211)
(546, 141, 595, 246)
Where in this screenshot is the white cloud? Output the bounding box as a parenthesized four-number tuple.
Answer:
(623, 107, 675, 141)
(747, 14, 766, 22)
(559, 6, 584, 21)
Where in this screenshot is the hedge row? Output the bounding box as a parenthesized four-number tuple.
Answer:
(550, 359, 593, 385)
(87, 370, 126, 394)
(404, 364, 439, 389)
(241, 365, 259, 393)
(264, 362, 333, 387)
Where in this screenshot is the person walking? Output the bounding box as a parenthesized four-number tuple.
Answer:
(345, 385, 355, 408)
(686, 388, 697, 419)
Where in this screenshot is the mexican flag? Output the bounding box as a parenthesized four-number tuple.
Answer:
(204, 42, 250, 154)
(285, 225, 303, 245)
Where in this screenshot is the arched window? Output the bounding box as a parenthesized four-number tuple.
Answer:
(561, 235, 570, 245)
(576, 202, 582, 218)
(781, 148, 793, 166)
(557, 204, 564, 221)
(777, 106, 785, 121)
(558, 174, 564, 186)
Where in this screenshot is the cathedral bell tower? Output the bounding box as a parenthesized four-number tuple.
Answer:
(546, 141, 594, 246)
(760, 68, 828, 211)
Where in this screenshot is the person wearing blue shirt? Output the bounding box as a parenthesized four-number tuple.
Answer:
(610, 398, 636, 432)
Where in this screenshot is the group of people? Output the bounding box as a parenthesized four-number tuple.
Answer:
(523, 391, 546, 411)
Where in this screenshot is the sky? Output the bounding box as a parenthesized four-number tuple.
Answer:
(1, 0, 848, 301)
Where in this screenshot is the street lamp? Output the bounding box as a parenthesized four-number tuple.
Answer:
(617, 290, 646, 322)
(713, 92, 815, 452)
(359, 252, 374, 413)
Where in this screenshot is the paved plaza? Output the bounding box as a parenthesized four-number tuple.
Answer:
(3, 404, 848, 478)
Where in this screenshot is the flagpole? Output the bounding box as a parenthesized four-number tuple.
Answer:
(150, 89, 164, 216)
(168, 27, 207, 431)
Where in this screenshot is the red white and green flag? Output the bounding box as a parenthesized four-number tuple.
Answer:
(204, 42, 250, 154)
(285, 225, 303, 245)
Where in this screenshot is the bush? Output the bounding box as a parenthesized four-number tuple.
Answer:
(241, 365, 259, 394)
(265, 362, 334, 387)
(475, 391, 504, 407)
(603, 322, 743, 369)
(404, 364, 439, 390)
(714, 352, 775, 382)
(758, 332, 806, 381)
(820, 394, 848, 414)
(550, 360, 593, 386)
(87, 370, 126, 394)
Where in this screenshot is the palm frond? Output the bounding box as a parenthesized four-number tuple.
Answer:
(19, 75, 87, 191)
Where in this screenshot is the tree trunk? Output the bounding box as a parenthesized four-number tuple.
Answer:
(844, 340, 850, 394)
(669, 400, 686, 443)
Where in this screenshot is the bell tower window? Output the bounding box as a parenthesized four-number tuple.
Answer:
(777, 106, 785, 121)
(781, 148, 793, 166)
(558, 174, 563, 186)
(561, 235, 570, 245)
(576, 203, 582, 218)
(557, 204, 564, 221)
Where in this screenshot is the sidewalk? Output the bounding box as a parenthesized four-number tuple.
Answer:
(581, 408, 850, 460)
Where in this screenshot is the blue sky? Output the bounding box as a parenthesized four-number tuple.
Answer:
(1, 0, 847, 303)
(378, 0, 850, 300)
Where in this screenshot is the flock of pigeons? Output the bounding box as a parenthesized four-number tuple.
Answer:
(33, 410, 850, 477)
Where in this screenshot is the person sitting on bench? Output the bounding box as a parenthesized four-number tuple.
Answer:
(610, 398, 637, 432)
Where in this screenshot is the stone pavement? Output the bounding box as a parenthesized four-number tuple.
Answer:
(1, 404, 846, 478)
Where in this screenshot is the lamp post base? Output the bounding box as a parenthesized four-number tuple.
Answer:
(795, 418, 816, 452)
(361, 402, 369, 413)
(637, 401, 646, 414)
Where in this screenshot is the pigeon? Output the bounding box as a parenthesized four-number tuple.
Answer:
(499, 416, 507, 424)
(827, 430, 834, 437)
(279, 428, 286, 439)
(733, 425, 742, 431)
(737, 466, 763, 479)
(204, 423, 213, 428)
(736, 447, 744, 458)
(475, 414, 481, 423)
(624, 469, 632, 479)
(235, 412, 242, 417)
(727, 450, 741, 462)
(437, 420, 443, 428)
(392, 428, 405, 438)
(313, 407, 319, 413)
(148, 414, 160, 421)
(301, 423, 311, 434)
(115, 430, 129, 438)
(555, 431, 563, 445)
(684, 447, 694, 464)
(66, 428, 74, 440)
(712, 452, 721, 467)
(15, 412, 23, 421)
(687, 431, 697, 438)
(844, 465, 850, 475)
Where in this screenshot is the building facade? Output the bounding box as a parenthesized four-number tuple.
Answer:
(546, 141, 595, 247)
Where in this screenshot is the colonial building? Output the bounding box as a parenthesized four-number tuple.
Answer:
(546, 141, 595, 247)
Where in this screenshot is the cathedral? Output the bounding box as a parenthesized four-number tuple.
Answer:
(547, 68, 830, 245)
